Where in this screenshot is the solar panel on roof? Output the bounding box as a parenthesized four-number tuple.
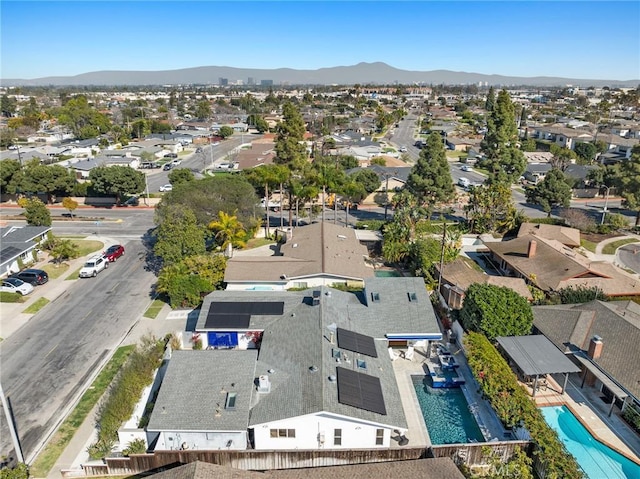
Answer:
(210, 301, 284, 315)
(336, 367, 386, 415)
(205, 312, 250, 329)
(0, 246, 23, 263)
(337, 328, 378, 358)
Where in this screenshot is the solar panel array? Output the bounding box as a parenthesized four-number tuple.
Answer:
(337, 328, 378, 357)
(0, 246, 23, 263)
(205, 301, 284, 329)
(336, 367, 386, 415)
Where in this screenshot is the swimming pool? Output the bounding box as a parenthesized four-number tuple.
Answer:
(541, 406, 640, 479)
(412, 375, 484, 445)
(374, 270, 402, 277)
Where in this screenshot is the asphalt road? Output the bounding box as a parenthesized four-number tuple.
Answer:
(618, 242, 640, 274)
(0, 240, 157, 462)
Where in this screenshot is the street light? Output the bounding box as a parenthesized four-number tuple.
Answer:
(600, 185, 611, 225)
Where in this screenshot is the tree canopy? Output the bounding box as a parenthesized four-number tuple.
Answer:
(54, 95, 112, 139)
(460, 283, 533, 340)
(89, 166, 145, 204)
(20, 197, 52, 226)
(525, 168, 572, 216)
(405, 132, 455, 210)
(153, 206, 207, 265)
(614, 146, 640, 226)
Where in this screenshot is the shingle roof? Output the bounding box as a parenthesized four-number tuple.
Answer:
(224, 223, 374, 283)
(533, 300, 640, 398)
(517, 223, 581, 248)
(485, 235, 640, 296)
(148, 458, 465, 479)
(0, 225, 51, 267)
(147, 350, 258, 432)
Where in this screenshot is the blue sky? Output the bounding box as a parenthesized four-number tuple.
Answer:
(1, 1, 638, 81)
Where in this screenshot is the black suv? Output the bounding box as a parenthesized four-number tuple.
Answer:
(12, 268, 49, 285)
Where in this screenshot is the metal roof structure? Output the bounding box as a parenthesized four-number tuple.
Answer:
(496, 335, 581, 377)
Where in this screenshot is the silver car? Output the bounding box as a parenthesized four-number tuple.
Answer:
(1, 277, 35, 295)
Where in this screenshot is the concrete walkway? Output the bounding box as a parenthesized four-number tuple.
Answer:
(594, 233, 640, 256)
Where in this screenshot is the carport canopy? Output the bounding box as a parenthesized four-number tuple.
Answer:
(497, 335, 581, 396)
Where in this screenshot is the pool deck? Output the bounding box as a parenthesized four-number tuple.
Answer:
(391, 343, 510, 448)
(528, 373, 640, 465)
(391, 343, 640, 466)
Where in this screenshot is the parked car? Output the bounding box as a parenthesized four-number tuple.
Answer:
(1, 277, 34, 295)
(104, 245, 125, 262)
(460, 165, 473, 172)
(159, 184, 173, 192)
(163, 163, 173, 171)
(79, 255, 109, 278)
(11, 268, 49, 285)
(399, 146, 408, 152)
(163, 153, 178, 158)
(171, 159, 182, 166)
(458, 177, 471, 188)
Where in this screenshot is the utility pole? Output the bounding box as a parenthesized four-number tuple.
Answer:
(0, 380, 24, 464)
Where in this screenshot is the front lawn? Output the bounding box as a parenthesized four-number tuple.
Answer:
(580, 239, 598, 253)
(0, 292, 26, 303)
(75, 240, 105, 257)
(143, 299, 166, 319)
(602, 238, 639, 255)
(41, 262, 70, 279)
(23, 297, 50, 314)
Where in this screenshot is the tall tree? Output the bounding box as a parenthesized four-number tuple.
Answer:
(245, 164, 289, 237)
(480, 89, 526, 183)
(464, 182, 516, 233)
(89, 166, 145, 204)
(20, 197, 52, 226)
(153, 206, 207, 265)
(484, 86, 495, 113)
(17, 161, 76, 203)
(0, 159, 22, 194)
(405, 132, 455, 211)
(526, 168, 572, 217)
(614, 146, 640, 226)
(208, 211, 247, 250)
(275, 102, 309, 224)
(55, 95, 112, 139)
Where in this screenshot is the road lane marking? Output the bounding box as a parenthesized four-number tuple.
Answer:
(44, 344, 58, 359)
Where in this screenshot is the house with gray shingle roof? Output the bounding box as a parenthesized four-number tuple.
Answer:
(147, 278, 441, 452)
(0, 225, 51, 277)
(533, 300, 640, 410)
(224, 222, 374, 291)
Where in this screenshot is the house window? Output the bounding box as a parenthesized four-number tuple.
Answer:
(270, 429, 295, 438)
(334, 428, 342, 446)
(375, 429, 384, 445)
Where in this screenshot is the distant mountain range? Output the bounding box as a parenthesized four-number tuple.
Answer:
(2, 62, 637, 88)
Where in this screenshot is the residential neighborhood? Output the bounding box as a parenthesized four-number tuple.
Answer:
(2, 51, 640, 479)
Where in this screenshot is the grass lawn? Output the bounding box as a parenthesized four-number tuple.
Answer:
(23, 297, 50, 314)
(143, 299, 165, 319)
(245, 238, 276, 249)
(30, 345, 135, 478)
(0, 292, 27, 303)
(41, 262, 70, 279)
(446, 151, 466, 159)
(602, 238, 640, 255)
(75, 239, 105, 257)
(66, 267, 82, 280)
(581, 239, 598, 253)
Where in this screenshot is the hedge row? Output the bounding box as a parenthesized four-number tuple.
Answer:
(89, 335, 165, 458)
(464, 332, 584, 479)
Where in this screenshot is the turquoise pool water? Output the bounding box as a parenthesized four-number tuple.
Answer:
(541, 406, 640, 479)
(374, 270, 402, 277)
(412, 375, 484, 444)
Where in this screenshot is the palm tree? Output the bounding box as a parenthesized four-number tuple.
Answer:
(208, 211, 247, 250)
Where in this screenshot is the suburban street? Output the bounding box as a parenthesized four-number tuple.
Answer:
(0, 240, 157, 462)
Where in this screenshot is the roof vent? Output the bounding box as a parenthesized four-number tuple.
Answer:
(309, 365, 318, 373)
(293, 243, 298, 248)
(337, 234, 347, 239)
(268, 368, 275, 374)
(328, 375, 337, 383)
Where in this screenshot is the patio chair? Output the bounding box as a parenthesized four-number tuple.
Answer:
(388, 347, 400, 361)
(404, 346, 415, 361)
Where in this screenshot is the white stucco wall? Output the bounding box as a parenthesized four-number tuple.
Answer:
(252, 413, 397, 450)
(151, 430, 247, 451)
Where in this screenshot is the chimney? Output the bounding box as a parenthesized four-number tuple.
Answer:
(587, 335, 603, 360)
(528, 240, 537, 258)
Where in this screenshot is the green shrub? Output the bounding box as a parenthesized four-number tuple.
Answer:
(122, 438, 147, 456)
(465, 332, 584, 479)
(89, 335, 165, 458)
(622, 403, 640, 434)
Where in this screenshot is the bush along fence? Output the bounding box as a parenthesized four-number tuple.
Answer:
(464, 332, 584, 479)
(88, 335, 165, 459)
